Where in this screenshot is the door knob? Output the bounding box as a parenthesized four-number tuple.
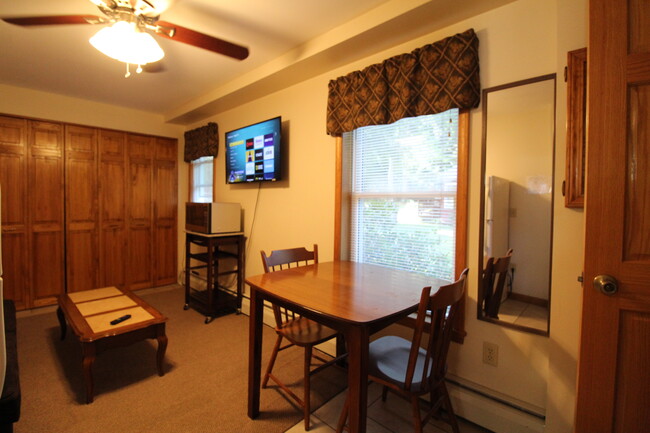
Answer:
(593, 274, 618, 295)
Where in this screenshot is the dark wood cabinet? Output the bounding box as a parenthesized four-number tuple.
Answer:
(0, 114, 178, 309)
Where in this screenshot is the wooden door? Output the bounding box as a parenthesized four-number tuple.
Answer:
(0, 116, 29, 309)
(98, 129, 127, 288)
(65, 125, 98, 293)
(28, 120, 65, 307)
(153, 137, 178, 286)
(576, 1, 650, 431)
(126, 133, 154, 290)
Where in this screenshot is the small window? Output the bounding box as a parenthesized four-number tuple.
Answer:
(191, 156, 214, 203)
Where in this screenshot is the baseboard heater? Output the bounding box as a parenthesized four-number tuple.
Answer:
(445, 377, 544, 421)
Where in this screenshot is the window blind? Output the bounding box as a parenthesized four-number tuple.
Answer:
(344, 109, 459, 281)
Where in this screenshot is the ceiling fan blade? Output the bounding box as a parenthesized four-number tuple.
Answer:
(142, 60, 166, 73)
(2, 15, 102, 26)
(156, 20, 249, 60)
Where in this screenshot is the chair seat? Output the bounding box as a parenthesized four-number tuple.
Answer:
(277, 316, 338, 346)
(368, 335, 431, 393)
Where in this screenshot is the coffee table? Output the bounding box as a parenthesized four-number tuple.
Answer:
(56, 286, 168, 403)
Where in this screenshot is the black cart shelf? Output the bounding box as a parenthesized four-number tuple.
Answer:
(184, 231, 245, 323)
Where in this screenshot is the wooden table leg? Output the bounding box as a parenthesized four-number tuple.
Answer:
(248, 287, 264, 419)
(156, 324, 168, 376)
(56, 306, 67, 340)
(82, 343, 96, 404)
(346, 326, 369, 433)
(336, 333, 347, 367)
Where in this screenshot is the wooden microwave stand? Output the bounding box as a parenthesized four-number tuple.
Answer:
(184, 231, 245, 323)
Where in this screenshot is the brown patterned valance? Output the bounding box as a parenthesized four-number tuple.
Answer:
(326, 28, 480, 136)
(183, 122, 219, 162)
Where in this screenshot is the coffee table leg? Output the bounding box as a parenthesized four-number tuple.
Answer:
(156, 324, 168, 377)
(82, 343, 96, 404)
(56, 306, 67, 340)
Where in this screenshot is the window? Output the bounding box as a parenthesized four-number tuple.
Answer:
(336, 109, 469, 340)
(191, 156, 214, 203)
(344, 109, 459, 280)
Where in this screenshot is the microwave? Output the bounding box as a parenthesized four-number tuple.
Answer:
(186, 202, 241, 234)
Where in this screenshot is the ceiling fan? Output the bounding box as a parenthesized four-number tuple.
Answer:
(2, 0, 249, 76)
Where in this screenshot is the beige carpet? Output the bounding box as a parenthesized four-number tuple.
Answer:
(14, 285, 347, 433)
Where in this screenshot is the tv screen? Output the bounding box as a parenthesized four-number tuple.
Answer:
(225, 116, 282, 184)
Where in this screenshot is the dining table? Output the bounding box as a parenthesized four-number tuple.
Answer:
(246, 260, 447, 433)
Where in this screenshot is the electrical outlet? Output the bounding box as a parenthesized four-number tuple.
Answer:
(483, 342, 499, 367)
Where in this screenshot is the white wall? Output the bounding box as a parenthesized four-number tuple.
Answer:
(191, 0, 586, 431)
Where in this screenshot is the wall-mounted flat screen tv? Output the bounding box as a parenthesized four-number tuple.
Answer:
(225, 116, 282, 184)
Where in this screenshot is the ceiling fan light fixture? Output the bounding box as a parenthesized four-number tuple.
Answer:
(90, 20, 164, 66)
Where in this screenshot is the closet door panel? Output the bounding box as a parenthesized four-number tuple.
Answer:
(1, 232, 28, 309)
(99, 130, 127, 288)
(29, 121, 64, 306)
(0, 115, 29, 308)
(127, 226, 152, 288)
(154, 138, 177, 285)
(65, 125, 98, 293)
(31, 230, 64, 306)
(126, 134, 154, 290)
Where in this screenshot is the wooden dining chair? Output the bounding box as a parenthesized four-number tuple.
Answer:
(260, 244, 344, 431)
(482, 249, 513, 319)
(336, 268, 469, 433)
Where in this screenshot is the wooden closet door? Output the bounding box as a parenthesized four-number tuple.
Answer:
(0, 115, 29, 309)
(153, 137, 178, 286)
(98, 129, 127, 288)
(65, 125, 98, 293)
(29, 120, 65, 307)
(126, 134, 154, 290)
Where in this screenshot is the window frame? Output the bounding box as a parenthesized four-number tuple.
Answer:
(334, 109, 469, 342)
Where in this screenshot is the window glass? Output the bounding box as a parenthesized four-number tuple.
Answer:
(344, 109, 459, 281)
(191, 156, 214, 203)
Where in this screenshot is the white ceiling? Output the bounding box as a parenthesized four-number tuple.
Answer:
(0, 0, 514, 125)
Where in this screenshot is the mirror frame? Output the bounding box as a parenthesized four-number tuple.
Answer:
(477, 73, 556, 336)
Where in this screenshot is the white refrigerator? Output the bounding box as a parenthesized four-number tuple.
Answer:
(485, 175, 510, 260)
(0, 185, 6, 394)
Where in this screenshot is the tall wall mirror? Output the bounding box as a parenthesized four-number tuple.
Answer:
(478, 74, 556, 336)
